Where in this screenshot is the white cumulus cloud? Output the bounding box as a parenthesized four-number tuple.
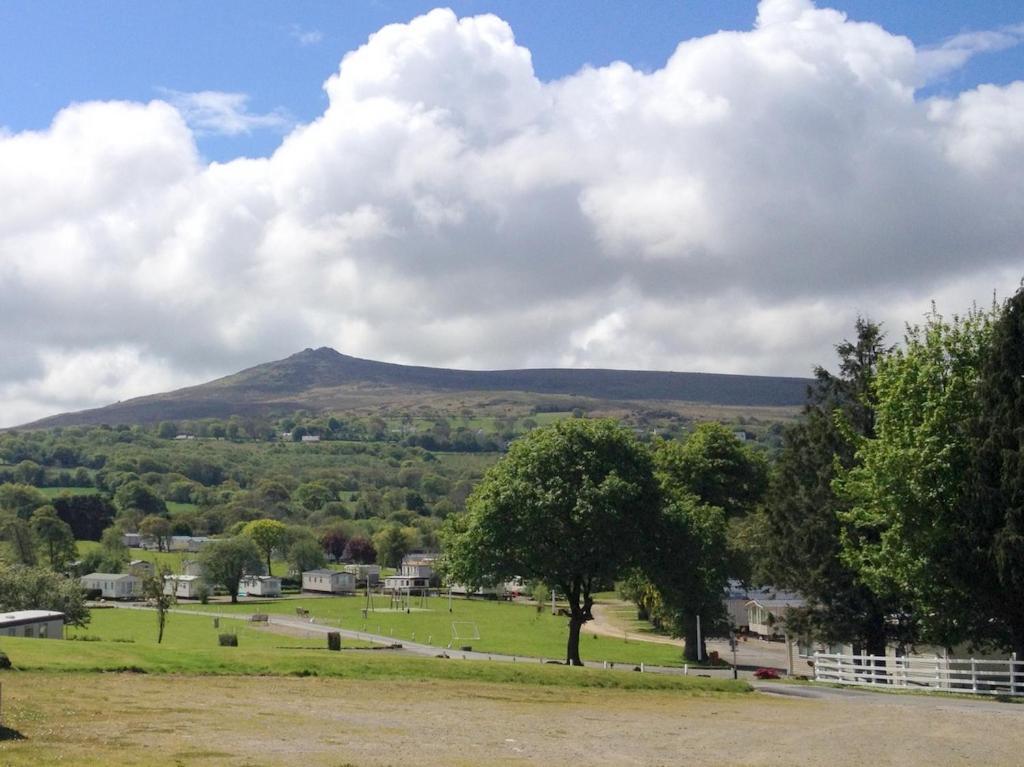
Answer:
(1, 1, 1023, 426)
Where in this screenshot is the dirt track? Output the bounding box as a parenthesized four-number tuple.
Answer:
(1, 672, 1022, 766)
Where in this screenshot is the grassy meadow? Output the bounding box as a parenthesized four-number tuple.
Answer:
(172, 594, 688, 667)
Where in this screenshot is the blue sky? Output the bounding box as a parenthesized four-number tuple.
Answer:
(3, 1, 1022, 161)
(1, 0, 1023, 425)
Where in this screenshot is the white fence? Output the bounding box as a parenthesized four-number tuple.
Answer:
(813, 652, 1023, 696)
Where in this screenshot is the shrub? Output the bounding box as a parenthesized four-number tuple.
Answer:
(218, 633, 238, 647)
(327, 632, 341, 651)
(0, 650, 11, 670)
(195, 583, 211, 604)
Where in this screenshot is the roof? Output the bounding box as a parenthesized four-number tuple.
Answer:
(164, 574, 202, 582)
(0, 610, 64, 628)
(242, 575, 281, 582)
(303, 569, 349, 577)
(82, 572, 138, 580)
(747, 597, 806, 610)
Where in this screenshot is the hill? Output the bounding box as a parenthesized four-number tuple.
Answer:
(19, 347, 811, 428)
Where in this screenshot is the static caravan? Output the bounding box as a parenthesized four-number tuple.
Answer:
(0, 610, 64, 639)
(343, 564, 380, 587)
(240, 575, 282, 597)
(80, 573, 142, 600)
(384, 574, 431, 595)
(302, 569, 356, 594)
(163, 574, 204, 599)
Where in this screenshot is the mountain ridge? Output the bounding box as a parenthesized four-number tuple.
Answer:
(18, 347, 812, 428)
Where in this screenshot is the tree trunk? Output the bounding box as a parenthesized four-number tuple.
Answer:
(566, 616, 583, 666)
(681, 613, 707, 663)
(564, 577, 593, 666)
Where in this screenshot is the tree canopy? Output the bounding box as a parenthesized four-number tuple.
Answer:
(445, 418, 661, 665)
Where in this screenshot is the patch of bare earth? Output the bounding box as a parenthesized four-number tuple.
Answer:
(0, 673, 1021, 766)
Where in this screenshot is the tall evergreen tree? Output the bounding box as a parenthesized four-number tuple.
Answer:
(755, 319, 900, 656)
(967, 287, 1024, 657)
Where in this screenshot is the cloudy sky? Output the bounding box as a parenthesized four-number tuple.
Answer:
(1, 0, 1023, 427)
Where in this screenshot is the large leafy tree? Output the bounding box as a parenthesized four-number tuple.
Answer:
(838, 309, 994, 649)
(242, 519, 288, 576)
(755, 318, 898, 655)
(646, 425, 767, 661)
(31, 505, 77, 571)
(199, 536, 262, 603)
(966, 288, 1024, 656)
(445, 419, 662, 666)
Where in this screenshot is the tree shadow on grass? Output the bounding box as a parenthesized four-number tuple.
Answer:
(0, 725, 26, 741)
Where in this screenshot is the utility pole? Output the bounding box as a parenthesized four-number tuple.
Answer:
(696, 614, 703, 662)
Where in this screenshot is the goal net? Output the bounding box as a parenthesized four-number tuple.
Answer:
(450, 621, 481, 642)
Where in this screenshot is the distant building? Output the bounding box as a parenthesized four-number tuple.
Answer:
(166, 536, 212, 553)
(302, 569, 355, 594)
(448, 582, 506, 599)
(240, 575, 282, 597)
(181, 559, 203, 577)
(81, 573, 142, 600)
(746, 594, 806, 639)
(127, 560, 155, 577)
(122, 532, 142, 548)
(0, 610, 64, 639)
(399, 552, 438, 581)
(300, 435, 321, 443)
(343, 564, 380, 587)
(163, 574, 204, 599)
(384, 573, 432, 595)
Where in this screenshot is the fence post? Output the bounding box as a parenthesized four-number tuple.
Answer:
(1011, 653, 1019, 696)
(971, 658, 977, 693)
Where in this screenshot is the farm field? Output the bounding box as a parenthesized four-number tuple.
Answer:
(173, 594, 689, 667)
(1, 672, 1021, 766)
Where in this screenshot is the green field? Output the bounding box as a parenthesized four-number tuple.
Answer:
(36, 486, 100, 497)
(173, 594, 687, 667)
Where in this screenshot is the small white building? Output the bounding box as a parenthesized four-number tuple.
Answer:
(449, 582, 506, 599)
(302, 569, 355, 594)
(384, 574, 432, 595)
(343, 564, 380, 587)
(399, 553, 438, 581)
(0, 610, 64, 639)
(300, 435, 321, 443)
(81, 573, 142, 599)
(240, 575, 282, 597)
(122, 532, 142, 548)
(163, 574, 204, 599)
(747, 594, 805, 639)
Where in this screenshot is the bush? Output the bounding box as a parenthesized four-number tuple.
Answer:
(0, 650, 11, 670)
(218, 633, 238, 647)
(195, 583, 211, 604)
(327, 632, 341, 651)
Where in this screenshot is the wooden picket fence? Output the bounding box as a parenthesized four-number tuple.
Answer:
(813, 652, 1023, 696)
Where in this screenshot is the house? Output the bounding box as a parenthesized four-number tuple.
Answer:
(746, 593, 805, 639)
(163, 574, 204, 599)
(240, 575, 282, 597)
(0, 610, 64, 639)
(122, 532, 142, 548)
(723, 580, 787, 630)
(128, 559, 155, 577)
(302, 569, 355, 594)
(384, 573, 432, 595)
(81, 573, 142, 599)
(343, 564, 380, 587)
(399, 552, 438, 581)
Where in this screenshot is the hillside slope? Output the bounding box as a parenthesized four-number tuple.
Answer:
(20, 347, 811, 428)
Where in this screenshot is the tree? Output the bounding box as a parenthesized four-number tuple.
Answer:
(139, 515, 173, 552)
(0, 483, 46, 519)
(0, 512, 38, 565)
(965, 289, 1024, 656)
(142, 568, 175, 643)
(754, 318, 898, 656)
(445, 419, 661, 666)
(294, 481, 336, 512)
(289, 536, 326, 575)
(31, 505, 77, 570)
(242, 519, 288, 576)
(157, 421, 178, 439)
(373, 524, 417, 568)
(99, 525, 129, 571)
(114, 480, 167, 517)
(343, 536, 376, 564)
(199, 537, 262, 603)
(320, 526, 349, 561)
(51, 494, 115, 540)
(838, 308, 993, 650)
(0, 563, 89, 626)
